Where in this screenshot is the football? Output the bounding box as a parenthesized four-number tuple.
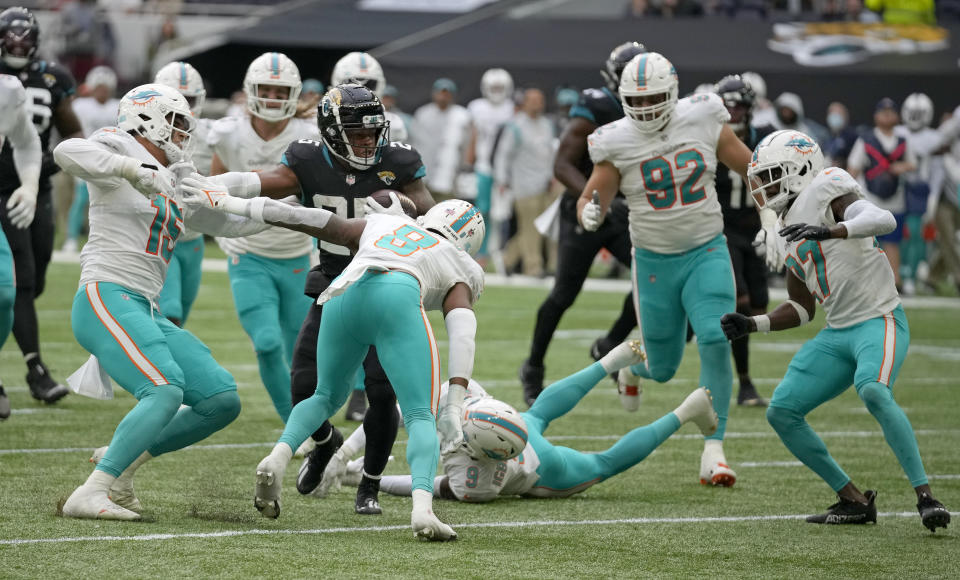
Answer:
(462, 398, 528, 460)
(369, 189, 417, 218)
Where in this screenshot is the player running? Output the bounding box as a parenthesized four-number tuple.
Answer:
(577, 52, 754, 487)
(721, 129, 951, 532)
(53, 83, 269, 520)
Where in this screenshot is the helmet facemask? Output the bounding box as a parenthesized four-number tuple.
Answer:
(320, 97, 389, 170)
(247, 83, 299, 122)
(622, 89, 676, 133)
(748, 161, 807, 214)
(1, 24, 37, 69)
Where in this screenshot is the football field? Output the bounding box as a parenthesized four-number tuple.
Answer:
(1, 259, 958, 578)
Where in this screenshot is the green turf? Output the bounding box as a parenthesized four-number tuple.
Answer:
(0, 259, 958, 578)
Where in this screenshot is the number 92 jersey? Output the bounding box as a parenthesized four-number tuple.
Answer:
(0, 59, 76, 187)
(588, 93, 730, 254)
(282, 139, 426, 275)
(316, 214, 483, 311)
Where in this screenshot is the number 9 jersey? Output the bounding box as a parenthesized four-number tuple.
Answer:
(588, 92, 730, 254)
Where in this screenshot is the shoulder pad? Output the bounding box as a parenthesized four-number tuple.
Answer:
(90, 126, 133, 152)
(207, 116, 242, 147)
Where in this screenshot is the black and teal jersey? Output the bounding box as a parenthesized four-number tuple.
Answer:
(717, 124, 775, 233)
(281, 138, 426, 275)
(568, 86, 624, 186)
(0, 59, 76, 189)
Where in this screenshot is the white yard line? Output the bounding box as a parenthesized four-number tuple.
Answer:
(3, 511, 951, 546)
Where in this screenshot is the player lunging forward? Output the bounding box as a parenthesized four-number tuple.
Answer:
(578, 53, 754, 486)
(721, 130, 950, 532)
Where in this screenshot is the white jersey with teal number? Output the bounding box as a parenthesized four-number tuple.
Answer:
(444, 445, 540, 502)
(782, 168, 900, 328)
(208, 115, 318, 259)
(588, 93, 729, 254)
(317, 213, 484, 311)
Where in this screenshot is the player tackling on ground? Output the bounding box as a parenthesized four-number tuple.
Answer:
(721, 129, 950, 531)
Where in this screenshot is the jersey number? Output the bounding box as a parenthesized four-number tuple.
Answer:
(375, 224, 438, 257)
(640, 149, 707, 210)
(24, 87, 52, 134)
(727, 168, 751, 210)
(145, 195, 183, 263)
(785, 240, 830, 303)
(313, 194, 367, 255)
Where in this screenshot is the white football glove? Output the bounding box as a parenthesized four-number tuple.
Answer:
(180, 176, 229, 211)
(437, 403, 465, 456)
(581, 190, 603, 231)
(6, 184, 36, 229)
(365, 191, 406, 217)
(753, 208, 785, 272)
(117, 157, 176, 199)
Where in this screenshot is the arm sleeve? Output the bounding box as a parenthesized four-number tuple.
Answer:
(10, 106, 41, 190)
(183, 204, 271, 237)
(444, 307, 476, 383)
(840, 199, 896, 238)
(53, 137, 130, 188)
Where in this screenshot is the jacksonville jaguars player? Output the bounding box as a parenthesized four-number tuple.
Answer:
(0, 6, 82, 403)
(208, 52, 316, 423)
(714, 75, 775, 407)
(579, 52, 754, 487)
(54, 84, 268, 520)
(721, 130, 951, 532)
(179, 177, 485, 541)
(519, 41, 646, 407)
(196, 84, 436, 515)
(0, 74, 40, 420)
(155, 61, 213, 327)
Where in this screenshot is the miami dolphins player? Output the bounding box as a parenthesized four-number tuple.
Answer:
(179, 176, 486, 540)
(0, 74, 40, 419)
(578, 52, 754, 487)
(721, 130, 951, 532)
(195, 84, 436, 516)
(53, 83, 269, 520)
(207, 52, 317, 422)
(155, 61, 211, 327)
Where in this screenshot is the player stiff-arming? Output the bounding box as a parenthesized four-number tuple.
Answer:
(180, 179, 485, 541)
(53, 84, 269, 520)
(722, 130, 950, 532)
(577, 52, 755, 486)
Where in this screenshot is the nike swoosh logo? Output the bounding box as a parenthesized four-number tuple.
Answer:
(293, 268, 304, 274)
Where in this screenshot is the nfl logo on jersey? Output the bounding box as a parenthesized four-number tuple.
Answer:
(346, 174, 356, 185)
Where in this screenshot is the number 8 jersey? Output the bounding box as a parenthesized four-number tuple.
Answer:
(317, 213, 484, 311)
(588, 92, 730, 254)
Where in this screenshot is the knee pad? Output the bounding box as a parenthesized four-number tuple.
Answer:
(202, 391, 242, 425)
(250, 327, 283, 357)
(648, 365, 678, 383)
(766, 405, 798, 433)
(858, 382, 892, 414)
(147, 384, 185, 416)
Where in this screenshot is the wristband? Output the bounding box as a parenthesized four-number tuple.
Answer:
(752, 314, 771, 333)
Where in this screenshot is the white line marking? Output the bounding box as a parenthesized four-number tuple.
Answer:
(927, 474, 960, 480)
(739, 461, 803, 468)
(4, 511, 952, 546)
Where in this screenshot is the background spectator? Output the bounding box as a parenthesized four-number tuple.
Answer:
(773, 92, 830, 145)
(412, 78, 471, 200)
(57, 0, 116, 82)
(823, 101, 860, 168)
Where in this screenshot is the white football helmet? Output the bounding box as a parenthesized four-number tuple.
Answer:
(243, 52, 302, 121)
(480, 68, 513, 105)
(420, 199, 485, 256)
(901, 93, 933, 131)
(155, 61, 205, 116)
(461, 398, 528, 461)
(0, 74, 26, 134)
(85, 65, 117, 92)
(118, 83, 196, 164)
(331, 51, 386, 97)
(747, 129, 824, 214)
(619, 52, 679, 133)
(741, 71, 767, 101)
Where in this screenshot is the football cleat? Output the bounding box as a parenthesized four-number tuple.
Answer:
(806, 490, 877, 525)
(345, 389, 367, 422)
(88, 446, 142, 512)
(411, 508, 457, 541)
(680, 388, 718, 436)
(737, 379, 769, 407)
(296, 427, 343, 495)
(27, 362, 68, 404)
(62, 485, 141, 521)
(700, 445, 736, 487)
(518, 359, 544, 408)
(254, 453, 287, 519)
(917, 493, 950, 532)
(616, 367, 642, 412)
(0, 385, 10, 420)
(355, 477, 383, 515)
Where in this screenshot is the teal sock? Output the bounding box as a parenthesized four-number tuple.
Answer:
(96, 384, 183, 477)
(767, 404, 851, 492)
(147, 391, 241, 457)
(257, 347, 292, 422)
(858, 381, 929, 487)
(526, 362, 607, 426)
(404, 408, 440, 493)
(698, 340, 732, 440)
(597, 412, 682, 477)
(278, 393, 334, 451)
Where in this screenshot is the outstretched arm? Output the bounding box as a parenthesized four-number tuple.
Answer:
(716, 123, 753, 181)
(437, 283, 477, 454)
(400, 178, 436, 214)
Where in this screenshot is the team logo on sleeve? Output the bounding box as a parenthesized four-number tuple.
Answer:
(377, 170, 396, 185)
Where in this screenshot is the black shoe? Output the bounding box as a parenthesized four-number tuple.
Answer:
(737, 379, 769, 407)
(806, 490, 878, 525)
(355, 476, 382, 515)
(345, 389, 367, 422)
(296, 427, 344, 495)
(26, 362, 68, 404)
(518, 359, 544, 408)
(917, 493, 951, 532)
(0, 386, 10, 420)
(589, 337, 619, 383)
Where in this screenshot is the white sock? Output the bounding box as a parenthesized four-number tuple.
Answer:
(271, 443, 294, 464)
(599, 341, 642, 375)
(673, 394, 701, 424)
(85, 469, 116, 492)
(702, 439, 724, 459)
(411, 488, 433, 514)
